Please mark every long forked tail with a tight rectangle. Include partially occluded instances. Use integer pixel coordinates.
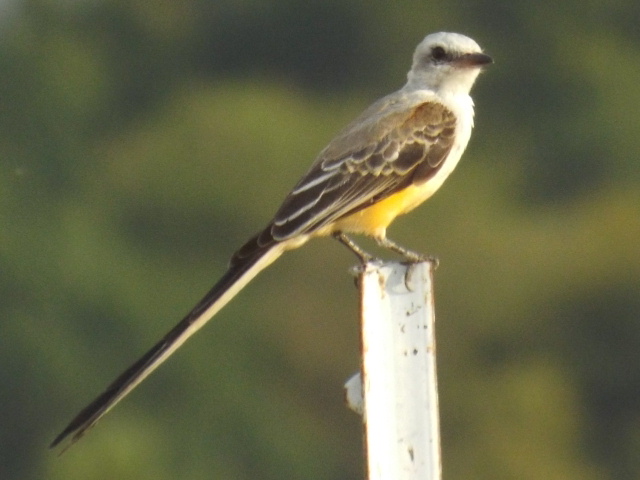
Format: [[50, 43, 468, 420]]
[[50, 239, 284, 451]]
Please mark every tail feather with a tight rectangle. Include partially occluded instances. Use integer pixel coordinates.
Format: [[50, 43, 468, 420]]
[[50, 241, 284, 450]]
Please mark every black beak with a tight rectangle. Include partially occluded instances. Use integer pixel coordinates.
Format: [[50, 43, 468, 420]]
[[454, 52, 494, 68]]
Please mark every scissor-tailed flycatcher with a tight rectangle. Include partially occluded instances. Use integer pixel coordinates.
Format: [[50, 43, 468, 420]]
[[51, 32, 492, 449]]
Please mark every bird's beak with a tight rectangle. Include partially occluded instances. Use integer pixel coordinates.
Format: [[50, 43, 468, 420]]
[[454, 53, 493, 68]]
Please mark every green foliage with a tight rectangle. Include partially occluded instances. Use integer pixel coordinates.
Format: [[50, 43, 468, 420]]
[[2, 1, 640, 479]]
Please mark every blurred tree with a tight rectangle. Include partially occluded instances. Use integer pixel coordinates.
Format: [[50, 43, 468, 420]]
[[1, 1, 639, 479]]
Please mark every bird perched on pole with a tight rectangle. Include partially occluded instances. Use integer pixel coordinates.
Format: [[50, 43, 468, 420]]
[[51, 31, 492, 450]]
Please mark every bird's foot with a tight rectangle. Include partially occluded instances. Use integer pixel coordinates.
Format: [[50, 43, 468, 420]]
[[333, 232, 376, 265], [374, 236, 438, 290]]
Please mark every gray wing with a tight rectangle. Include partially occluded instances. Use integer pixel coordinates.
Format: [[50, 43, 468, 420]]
[[231, 100, 456, 263], [271, 100, 457, 239]]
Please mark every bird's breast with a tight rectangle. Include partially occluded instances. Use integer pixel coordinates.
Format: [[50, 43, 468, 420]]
[[323, 183, 438, 238]]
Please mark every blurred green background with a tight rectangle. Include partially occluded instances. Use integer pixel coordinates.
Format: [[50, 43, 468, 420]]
[[2, 0, 639, 479]]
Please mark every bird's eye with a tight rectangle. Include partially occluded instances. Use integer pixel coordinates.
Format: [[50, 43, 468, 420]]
[[431, 46, 447, 61]]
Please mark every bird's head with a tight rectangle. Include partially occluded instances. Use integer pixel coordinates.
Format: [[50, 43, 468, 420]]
[[407, 32, 493, 95]]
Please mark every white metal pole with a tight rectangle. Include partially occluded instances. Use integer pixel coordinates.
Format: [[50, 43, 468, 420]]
[[348, 260, 441, 480]]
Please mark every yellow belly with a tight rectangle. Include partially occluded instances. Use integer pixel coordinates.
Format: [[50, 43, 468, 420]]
[[322, 184, 435, 238]]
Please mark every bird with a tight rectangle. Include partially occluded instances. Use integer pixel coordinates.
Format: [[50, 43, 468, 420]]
[[51, 31, 492, 450]]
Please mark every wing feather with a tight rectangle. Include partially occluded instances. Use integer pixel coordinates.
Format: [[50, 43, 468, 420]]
[[270, 99, 456, 240]]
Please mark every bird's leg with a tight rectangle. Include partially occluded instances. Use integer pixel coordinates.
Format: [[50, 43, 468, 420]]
[[374, 236, 438, 266], [375, 236, 439, 290], [332, 232, 375, 264]]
